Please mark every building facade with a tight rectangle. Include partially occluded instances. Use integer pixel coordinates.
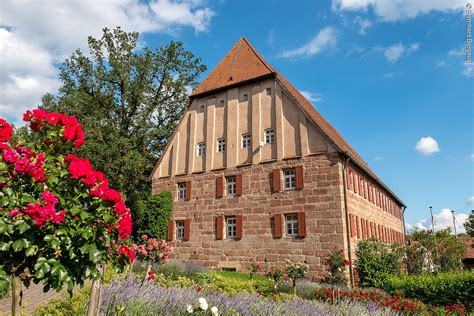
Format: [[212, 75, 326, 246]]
[[151, 38, 406, 283]]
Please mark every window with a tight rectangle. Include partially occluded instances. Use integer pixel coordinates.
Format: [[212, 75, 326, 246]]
[[226, 216, 237, 238], [241, 134, 251, 148], [285, 214, 298, 236], [283, 169, 296, 190], [265, 129, 275, 144], [242, 94, 248, 101], [217, 138, 226, 152], [199, 104, 205, 112], [177, 182, 186, 200], [219, 99, 225, 107], [176, 221, 185, 240], [197, 143, 206, 156], [226, 176, 236, 196], [266, 87, 272, 96]]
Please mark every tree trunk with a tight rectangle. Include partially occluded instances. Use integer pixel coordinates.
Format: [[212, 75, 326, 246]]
[[11, 275, 22, 316], [143, 261, 151, 284], [87, 265, 104, 316], [96, 264, 107, 315]]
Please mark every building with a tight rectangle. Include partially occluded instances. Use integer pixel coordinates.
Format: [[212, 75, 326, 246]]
[[150, 37, 406, 283]]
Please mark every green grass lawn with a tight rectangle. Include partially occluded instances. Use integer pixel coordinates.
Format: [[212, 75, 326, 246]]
[[212, 270, 268, 282]]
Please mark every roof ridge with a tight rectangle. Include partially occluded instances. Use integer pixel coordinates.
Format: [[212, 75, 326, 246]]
[[240, 36, 275, 73]]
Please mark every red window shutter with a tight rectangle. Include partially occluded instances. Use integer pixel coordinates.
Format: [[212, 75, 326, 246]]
[[298, 212, 306, 237], [274, 213, 283, 238], [236, 214, 243, 239], [235, 174, 243, 196], [295, 166, 304, 190], [272, 169, 281, 192], [361, 218, 366, 239], [216, 176, 223, 198], [354, 174, 359, 193], [183, 219, 191, 241], [356, 216, 361, 239], [350, 214, 355, 238], [216, 216, 224, 240], [185, 181, 192, 201], [167, 220, 174, 241], [346, 168, 351, 189]]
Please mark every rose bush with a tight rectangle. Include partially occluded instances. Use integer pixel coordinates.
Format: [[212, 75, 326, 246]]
[[0, 110, 133, 307]]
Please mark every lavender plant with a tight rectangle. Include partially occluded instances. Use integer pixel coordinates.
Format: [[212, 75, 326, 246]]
[[101, 278, 399, 316]]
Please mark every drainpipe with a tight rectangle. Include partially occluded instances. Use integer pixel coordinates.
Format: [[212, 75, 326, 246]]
[[402, 206, 407, 244], [341, 156, 354, 287]]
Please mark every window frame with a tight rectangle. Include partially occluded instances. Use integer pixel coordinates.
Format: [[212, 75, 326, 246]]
[[177, 182, 186, 201], [226, 216, 237, 239], [176, 220, 185, 240], [266, 87, 272, 96], [197, 142, 206, 156], [283, 169, 296, 191], [217, 138, 226, 153], [285, 214, 299, 237], [226, 176, 237, 196], [264, 129, 275, 144], [241, 133, 251, 148], [219, 99, 225, 107], [242, 93, 249, 102]]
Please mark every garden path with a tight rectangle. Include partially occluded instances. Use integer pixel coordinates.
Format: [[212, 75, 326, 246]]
[[0, 283, 64, 315]]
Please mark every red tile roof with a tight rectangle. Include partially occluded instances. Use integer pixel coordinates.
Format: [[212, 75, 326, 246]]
[[189, 37, 404, 206]]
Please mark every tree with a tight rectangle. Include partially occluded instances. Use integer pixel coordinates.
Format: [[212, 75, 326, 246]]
[[464, 210, 474, 237], [135, 192, 173, 239], [0, 110, 133, 315], [41, 27, 206, 220]]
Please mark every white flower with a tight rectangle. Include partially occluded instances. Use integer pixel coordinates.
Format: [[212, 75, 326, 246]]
[[211, 306, 218, 316], [198, 297, 208, 311], [186, 304, 193, 313]]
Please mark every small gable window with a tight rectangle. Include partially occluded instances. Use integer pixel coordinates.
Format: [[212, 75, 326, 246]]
[[265, 129, 275, 144], [217, 138, 226, 153], [197, 143, 206, 156], [242, 134, 251, 148], [266, 87, 272, 96], [242, 94, 248, 102]]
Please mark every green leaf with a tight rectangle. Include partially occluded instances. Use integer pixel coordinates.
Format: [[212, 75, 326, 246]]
[[2, 187, 13, 196], [16, 220, 30, 234], [88, 245, 100, 263], [12, 239, 25, 252], [25, 245, 38, 256], [20, 193, 35, 204], [0, 222, 7, 234], [0, 242, 10, 251]]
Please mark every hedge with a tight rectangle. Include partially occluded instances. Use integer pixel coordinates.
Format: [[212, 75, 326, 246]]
[[383, 270, 474, 306]]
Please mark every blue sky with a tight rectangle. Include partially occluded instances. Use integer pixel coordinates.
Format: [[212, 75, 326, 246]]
[[0, 0, 472, 232]]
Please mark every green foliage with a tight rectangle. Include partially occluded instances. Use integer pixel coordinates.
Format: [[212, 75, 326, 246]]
[[41, 27, 206, 213], [407, 229, 465, 272], [33, 286, 91, 315], [285, 261, 308, 291], [326, 250, 348, 286], [384, 270, 474, 307], [354, 238, 405, 288], [135, 192, 172, 239], [463, 210, 474, 237], [266, 267, 283, 284], [207, 275, 272, 296]]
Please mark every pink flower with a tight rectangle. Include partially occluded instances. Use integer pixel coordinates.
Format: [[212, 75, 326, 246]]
[[141, 234, 148, 240], [52, 210, 66, 224], [41, 190, 59, 205], [2, 149, 19, 163], [0, 118, 13, 143], [8, 209, 19, 217]]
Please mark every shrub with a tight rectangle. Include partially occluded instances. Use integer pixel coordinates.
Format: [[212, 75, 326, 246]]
[[34, 286, 91, 315], [383, 270, 474, 307], [407, 229, 465, 272], [355, 238, 405, 288], [152, 260, 207, 279], [285, 260, 308, 292], [326, 250, 349, 286], [134, 192, 172, 240]]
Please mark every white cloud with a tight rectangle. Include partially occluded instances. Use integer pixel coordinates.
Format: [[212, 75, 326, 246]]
[[267, 29, 275, 45], [383, 71, 402, 78], [332, 0, 465, 22], [448, 47, 465, 56], [467, 196, 474, 205], [354, 16, 372, 35], [300, 91, 323, 104], [414, 136, 440, 156], [467, 154, 474, 161], [462, 63, 473, 77], [406, 208, 469, 234], [383, 42, 420, 63], [0, 0, 215, 123], [278, 27, 338, 58]]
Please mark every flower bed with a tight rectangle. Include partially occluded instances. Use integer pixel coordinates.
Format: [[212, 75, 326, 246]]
[[101, 278, 396, 316]]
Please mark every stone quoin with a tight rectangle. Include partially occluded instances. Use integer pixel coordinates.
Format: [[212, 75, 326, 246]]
[[150, 37, 406, 283]]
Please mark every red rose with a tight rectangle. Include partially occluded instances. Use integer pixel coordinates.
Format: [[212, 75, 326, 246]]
[[0, 118, 13, 143]]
